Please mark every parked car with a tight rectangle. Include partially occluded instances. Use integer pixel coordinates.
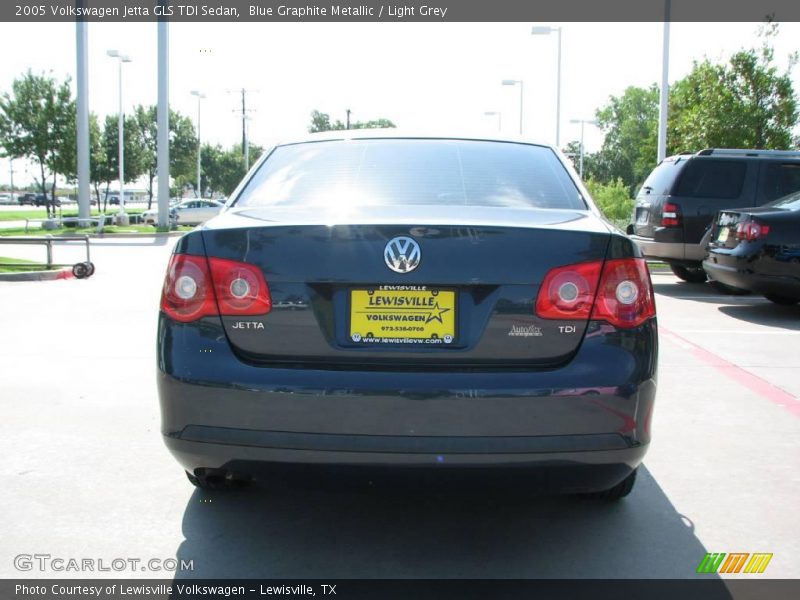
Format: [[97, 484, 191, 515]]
[[0, 193, 14, 205], [703, 191, 800, 304], [629, 149, 800, 283], [158, 131, 658, 498], [33, 194, 60, 207], [18, 193, 37, 206], [171, 199, 224, 225], [141, 207, 177, 225]]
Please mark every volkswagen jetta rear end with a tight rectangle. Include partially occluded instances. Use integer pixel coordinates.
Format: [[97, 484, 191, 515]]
[[157, 134, 658, 498]]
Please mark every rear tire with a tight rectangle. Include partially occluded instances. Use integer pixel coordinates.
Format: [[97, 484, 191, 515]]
[[764, 294, 800, 306], [670, 265, 707, 283], [590, 469, 637, 500], [710, 280, 750, 295]]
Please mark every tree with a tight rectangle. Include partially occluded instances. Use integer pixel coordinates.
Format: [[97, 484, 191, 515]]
[[308, 110, 344, 133], [589, 22, 798, 194], [89, 114, 113, 207], [351, 118, 396, 129], [592, 85, 660, 194], [561, 140, 599, 179], [200, 142, 265, 197], [131, 105, 198, 208], [307, 110, 396, 133], [0, 71, 75, 217], [96, 113, 145, 211], [669, 23, 797, 152]]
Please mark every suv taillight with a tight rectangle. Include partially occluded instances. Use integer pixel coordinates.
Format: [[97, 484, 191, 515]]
[[161, 254, 272, 323], [662, 202, 680, 227], [735, 220, 770, 241], [536, 258, 655, 329]]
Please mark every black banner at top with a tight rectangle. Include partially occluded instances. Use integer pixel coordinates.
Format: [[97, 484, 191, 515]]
[[2, 0, 800, 23]]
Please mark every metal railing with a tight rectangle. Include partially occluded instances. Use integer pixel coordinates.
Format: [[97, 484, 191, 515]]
[[0, 235, 91, 269], [21, 213, 147, 233]]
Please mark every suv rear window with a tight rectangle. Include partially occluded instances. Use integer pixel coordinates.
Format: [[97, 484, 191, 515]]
[[673, 159, 746, 199], [761, 163, 800, 202], [235, 139, 586, 210], [639, 158, 686, 196]]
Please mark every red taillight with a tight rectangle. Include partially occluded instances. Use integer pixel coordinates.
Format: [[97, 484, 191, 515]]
[[160, 255, 217, 322], [208, 257, 272, 315], [662, 202, 680, 227], [591, 258, 656, 328], [535, 261, 602, 320], [161, 254, 271, 322], [735, 220, 770, 241], [536, 258, 655, 329]]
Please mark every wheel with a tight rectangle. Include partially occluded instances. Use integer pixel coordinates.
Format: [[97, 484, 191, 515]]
[[590, 469, 637, 500], [185, 470, 250, 490], [764, 294, 800, 305], [670, 265, 707, 283], [710, 280, 750, 295], [72, 262, 89, 279], [85, 262, 95, 277]]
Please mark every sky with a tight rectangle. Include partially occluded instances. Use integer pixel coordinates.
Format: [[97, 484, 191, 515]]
[[1, 20, 799, 187]]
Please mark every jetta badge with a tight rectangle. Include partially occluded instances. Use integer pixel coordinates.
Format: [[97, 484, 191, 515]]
[[384, 236, 421, 273]]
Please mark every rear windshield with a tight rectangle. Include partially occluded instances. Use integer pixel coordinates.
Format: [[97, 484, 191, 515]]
[[673, 159, 747, 199], [768, 190, 800, 210], [234, 139, 586, 210], [638, 159, 686, 196]]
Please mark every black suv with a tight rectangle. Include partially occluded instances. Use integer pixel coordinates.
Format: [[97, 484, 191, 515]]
[[628, 149, 800, 282]]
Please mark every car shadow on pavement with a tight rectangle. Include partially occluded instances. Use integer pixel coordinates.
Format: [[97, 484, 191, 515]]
[[718, 302, 800, 329], [172, 465, 722, 580], [652, 280, 764, 304]]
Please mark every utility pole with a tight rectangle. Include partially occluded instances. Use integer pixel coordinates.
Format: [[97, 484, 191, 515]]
[[75, 12, 90, 223], [657, 0, 671, 163], [9, 159, 15, 201], [157, 10, 170, 230], [228, 88, 257, 172], [346, 109, 351, 130]]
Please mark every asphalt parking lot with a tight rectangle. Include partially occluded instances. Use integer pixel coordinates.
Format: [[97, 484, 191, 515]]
[[1, 237, 799, 579]]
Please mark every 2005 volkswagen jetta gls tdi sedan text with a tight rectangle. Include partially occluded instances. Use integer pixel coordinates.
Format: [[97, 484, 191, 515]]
[[157, 132, 657, 500]]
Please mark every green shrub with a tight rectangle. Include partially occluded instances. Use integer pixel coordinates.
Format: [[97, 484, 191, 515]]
[[584, 178, 634, 223]]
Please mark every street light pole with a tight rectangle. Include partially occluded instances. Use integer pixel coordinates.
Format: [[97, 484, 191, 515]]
[[107, 50, 132, 225], [569, 118, 598, 178], [484, 111, 502, 131], [501, 80, 524, 135], [657, 0, 671, 163], [532, 26, 563, 148], [191, 91, 205, 198]]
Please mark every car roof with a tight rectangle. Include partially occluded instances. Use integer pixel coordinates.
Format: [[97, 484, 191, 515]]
[[270, 128, 555, 149]]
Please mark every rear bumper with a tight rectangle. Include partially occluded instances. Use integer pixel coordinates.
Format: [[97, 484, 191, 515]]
[[629, 234, 705, 265], [157, 315, 658, 491], [703, 252, 800, 298]]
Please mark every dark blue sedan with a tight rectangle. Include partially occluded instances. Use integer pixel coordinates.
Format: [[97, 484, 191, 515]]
[[157, 132, 658, 499]]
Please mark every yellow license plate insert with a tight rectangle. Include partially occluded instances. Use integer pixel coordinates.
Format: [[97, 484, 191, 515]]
[[349, 288, 456, 345]]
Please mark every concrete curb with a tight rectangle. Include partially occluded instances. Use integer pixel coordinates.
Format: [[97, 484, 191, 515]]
[[0, 266, 75, 282]]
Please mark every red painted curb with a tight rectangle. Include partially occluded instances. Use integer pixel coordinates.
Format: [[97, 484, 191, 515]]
[[660, 326, 800, 418]]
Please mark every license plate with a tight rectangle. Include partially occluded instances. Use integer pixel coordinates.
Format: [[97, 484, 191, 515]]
[[636, 208, 649, 225], [717, 227, 729, 243], [349, 287, 456, 345]]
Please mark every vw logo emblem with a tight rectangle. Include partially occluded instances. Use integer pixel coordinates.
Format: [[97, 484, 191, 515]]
[[384, 236, 421, 273]]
